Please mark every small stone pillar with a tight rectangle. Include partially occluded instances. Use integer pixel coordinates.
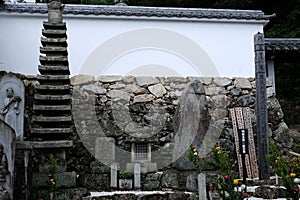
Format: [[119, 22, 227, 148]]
[[198, 173, 207, 200], [134, 163, 141, 190], [48, 1, 64, 24], [110, 162, 118, 189]]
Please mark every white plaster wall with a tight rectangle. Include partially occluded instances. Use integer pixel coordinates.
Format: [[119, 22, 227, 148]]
[[0, 11, 264, 77]]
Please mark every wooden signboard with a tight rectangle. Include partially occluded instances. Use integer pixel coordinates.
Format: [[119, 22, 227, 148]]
[[230, 107, 259, 179]]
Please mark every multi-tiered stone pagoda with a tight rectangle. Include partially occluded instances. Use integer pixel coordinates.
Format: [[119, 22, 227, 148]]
[[32, 1, 72, 141]]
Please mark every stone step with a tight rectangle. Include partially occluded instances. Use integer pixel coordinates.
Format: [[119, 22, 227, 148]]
[[42, 29, 67, 37], [34, 94, 71, 101], [40, 47, 68, 54], [43, 22, 66, 29], [31, 127, 73, 134], [16, 140, 73, 149], [38, 65, 70, 73], [37, 74, 69, 81], [33, 104, 71, 111], [41, 37, 67, 45], [40, 55, 68, 63], [35, 84, 70, 91], [32, 116, 72, 123]]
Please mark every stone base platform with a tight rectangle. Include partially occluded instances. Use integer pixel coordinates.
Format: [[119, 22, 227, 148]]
[[82, 191, 197, 200]]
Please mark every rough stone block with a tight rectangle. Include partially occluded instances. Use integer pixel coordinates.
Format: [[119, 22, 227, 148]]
[[90, 161, 111, 174], [56, 171, 77, 187], [32, 173, 49, 187], [78, 174, 110, 190]]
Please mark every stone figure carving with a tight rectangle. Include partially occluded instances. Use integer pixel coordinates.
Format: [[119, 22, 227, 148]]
[[0, 88, 21, 131], [0, 73, 25, 140]]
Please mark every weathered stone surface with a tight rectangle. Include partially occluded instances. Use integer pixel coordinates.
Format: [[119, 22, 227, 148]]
[[289, 129, 300, 143], [237, 94, 256, 106], [107, 90, 130, 102], [186, 173, 198, 192], [56, 172, 77, 187], [133, 94, 155, 103], [32, 173, 49, 187], [134, 163, 141, 189], [255, 186, 278, 199], [266, 77, 273, 87], [198, 77, 213, 85], [98, 75, 122, 83], [273, 122, 293, 148], [95, 137, 115, 165], [213, 77, 232, 86], [198, 173, 207, 200], [32, 172, 76, 188], [125, 84, 139, 93], [161, 171, 178, 188], [173, 80, 209, 170], [168, 192, 197, 200], [234, 77, 252, 89], [211, 95, 231, 108], [0, 73, 25, 140], [165, 77, 187, 83], [143, 180, 160, 190], [90, 161, 111, 174], [138, 194, 167, 200], [78, 174, 110, 190], [109, 83, 125, 89], [267, 97, 284, 122], [122, 75, 135, 83], [205, 86, 227, 95], [32, 188, 88, 200], [136, 76, 159, 86], [8, 72, 295, 198], [81, 84, 107, 94], [70, 74, 95, 85], [230, 88, 242, 96], [0, 120, 16, 198], [267, 87, 275, 97], [211, 108, 228, 120], [134, 87, 148, 94], [148, 83, 167, 97]]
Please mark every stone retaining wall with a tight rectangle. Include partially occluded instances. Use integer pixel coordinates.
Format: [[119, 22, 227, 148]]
[[1, 71, 298, 199]]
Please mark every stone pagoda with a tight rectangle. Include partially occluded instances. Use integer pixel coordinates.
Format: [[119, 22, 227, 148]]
[[30, 1, 75, 191], [32, 1, 72, 141]]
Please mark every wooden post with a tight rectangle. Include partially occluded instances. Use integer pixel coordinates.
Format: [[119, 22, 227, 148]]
[[254, 32, 270, 180]]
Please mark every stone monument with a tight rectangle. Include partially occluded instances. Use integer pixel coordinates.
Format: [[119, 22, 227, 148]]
[[0, 120, 16, 200], [0, 73, 25, 140]]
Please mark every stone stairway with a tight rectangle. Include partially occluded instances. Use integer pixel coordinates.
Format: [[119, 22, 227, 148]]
[[32, 2, 72, 140]]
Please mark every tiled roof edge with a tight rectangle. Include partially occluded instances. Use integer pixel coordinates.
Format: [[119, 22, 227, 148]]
[[265, 38, 300, 51], [2, 2, 274, 20]]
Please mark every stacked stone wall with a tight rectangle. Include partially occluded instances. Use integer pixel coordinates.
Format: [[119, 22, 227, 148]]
[[1, 71, 298, 199]]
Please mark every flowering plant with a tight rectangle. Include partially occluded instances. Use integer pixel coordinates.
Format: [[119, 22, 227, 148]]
[[48, 154, 59, 190], [266, 140, 300, 199], [205, 144, 245, 200], [188, 144, 202, 173]]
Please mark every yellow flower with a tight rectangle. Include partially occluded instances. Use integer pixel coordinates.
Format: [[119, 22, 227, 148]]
[[193, 148, 197, 152], [233, 179, 239, 185], [215, 146, 221, 151], [290, 172, 296, 177]]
